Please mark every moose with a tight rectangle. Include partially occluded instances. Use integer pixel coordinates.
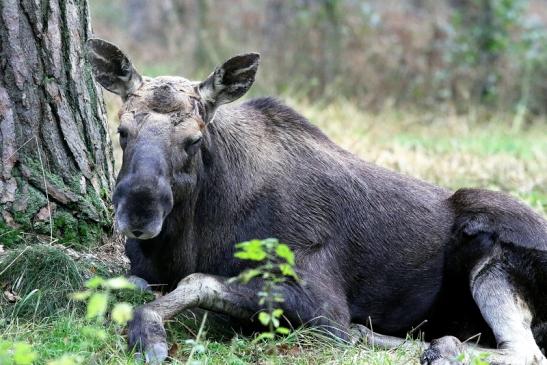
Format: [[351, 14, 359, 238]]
[[87, 39, 547, 364]]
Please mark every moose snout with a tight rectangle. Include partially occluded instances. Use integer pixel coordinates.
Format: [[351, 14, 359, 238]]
[[116, 217, 162, 240], [113, 174, 174, 240]]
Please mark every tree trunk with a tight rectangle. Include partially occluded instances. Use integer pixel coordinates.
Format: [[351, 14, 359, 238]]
[[0, 0, 115, 247]]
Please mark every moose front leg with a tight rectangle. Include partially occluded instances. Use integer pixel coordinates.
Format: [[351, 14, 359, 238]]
[[128, 272, 352, 363], [128, 273, 256, 363]]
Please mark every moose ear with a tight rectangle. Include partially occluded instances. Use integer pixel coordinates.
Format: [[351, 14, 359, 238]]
[[86, 38, 143, 100], [198, 53, 260, 119]]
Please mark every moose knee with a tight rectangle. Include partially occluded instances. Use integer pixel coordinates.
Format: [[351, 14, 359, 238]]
[[177, 273, 222, 289], [176, 273, 225, 302], [177, 272, 208, 285]]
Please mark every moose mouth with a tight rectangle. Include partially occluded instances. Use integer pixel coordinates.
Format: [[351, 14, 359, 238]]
[[115, 211, 164, 240], [113, 199, 169, 240], [120, 226, 161, 240]]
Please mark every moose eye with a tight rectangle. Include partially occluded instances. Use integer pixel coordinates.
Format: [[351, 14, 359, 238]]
[[117, 127, 129, 149], [117, 127, 128, 139], [185, 135, 203, 154], [188, 135, 202, 146]]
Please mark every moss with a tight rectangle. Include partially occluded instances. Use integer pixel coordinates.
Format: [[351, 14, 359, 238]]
[[50, 210, 102, 248], [66, 174, 83, 194], [0, 222, 26, 248], [12, 158, 112, 249], [99, 186, 110, 200], [11, 177, 47, 230], [23, 207, 105, 249], [22, 157, 66, 190], [11, 211, 31, 229], [52, 210, 79, 244], [76, 220, 103, 248], [64, 174, 112, 226]]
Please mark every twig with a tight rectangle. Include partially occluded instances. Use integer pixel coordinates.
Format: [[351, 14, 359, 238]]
[[6, 136, 34, 161], [34, 137, 53, 241], [0, 246, 30, 276], [462, 332, 482, 345], [185, 311, 208, 365], [408, 319, 428, 337]]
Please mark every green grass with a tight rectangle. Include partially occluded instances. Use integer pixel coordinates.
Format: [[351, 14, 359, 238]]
[[1, 314, 137, 364], [1, 102, 546, 364], [0, 312, 423, 364], [0, 246, 93, 318]]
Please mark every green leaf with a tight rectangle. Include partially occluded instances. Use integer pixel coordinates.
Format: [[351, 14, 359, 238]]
[[234, 251, 266, 261], [258, 312, 271, 326], [471, 352, 491, 365], [71, 290, 91, 301], [253, 332, 275, 342], [279, 263, 297, 279], [104, 277, 136, 290], [234, 240, 267, 261], [86, 292, 108, 320], [111, 302, 133, 325], [276, 326, 290, 335], [85, 276, 105, 289], [275, 243, 295, 265], [12, 342, 37, 365], [239, 269, 262, 283], [272, 308, 283, 318], [0, 341, 12, 365]]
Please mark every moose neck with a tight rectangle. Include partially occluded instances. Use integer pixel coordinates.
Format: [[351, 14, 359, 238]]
[[149, 106, 263, 279]]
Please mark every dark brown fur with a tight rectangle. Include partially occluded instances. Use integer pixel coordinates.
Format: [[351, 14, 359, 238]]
[[87, 39, 547, 364]]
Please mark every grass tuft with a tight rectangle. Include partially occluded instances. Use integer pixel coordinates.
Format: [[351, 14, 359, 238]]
[[0, 245, 110, 318]]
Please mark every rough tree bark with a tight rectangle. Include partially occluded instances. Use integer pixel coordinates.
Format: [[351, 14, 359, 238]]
[[0, 0, 115, 247]]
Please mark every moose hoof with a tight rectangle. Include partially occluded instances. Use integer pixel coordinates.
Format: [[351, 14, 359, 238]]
[[420, 336, 463, 365], [349, 323, 374, 345], [134, 343, 168, 365], [128, 307, 168, 364]]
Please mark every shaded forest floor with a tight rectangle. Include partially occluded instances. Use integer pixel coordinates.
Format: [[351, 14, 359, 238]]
[[1, 101, 546, 364]]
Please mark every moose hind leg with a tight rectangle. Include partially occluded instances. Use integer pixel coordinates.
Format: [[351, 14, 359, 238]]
[[470, 260, 546, 365], [421, 261, 547, 365]]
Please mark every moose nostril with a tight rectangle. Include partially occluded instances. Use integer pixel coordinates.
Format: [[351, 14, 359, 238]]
[[132, 230, 143, 238]]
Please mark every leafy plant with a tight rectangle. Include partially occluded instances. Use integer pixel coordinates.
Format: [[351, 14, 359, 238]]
[[0, 341, 38, 365], [0, 276, 137, 365], [72, 276, 136, 333], [233, 238, 298, 341], [457, 351, 491, 365]]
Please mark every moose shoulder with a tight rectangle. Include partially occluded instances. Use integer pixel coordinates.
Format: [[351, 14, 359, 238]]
[[87, 39, 547, 365]]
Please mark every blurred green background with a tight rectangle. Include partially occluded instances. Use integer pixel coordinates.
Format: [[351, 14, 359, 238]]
[[91, 0, 547, 115], [91, 0, 546, 216]]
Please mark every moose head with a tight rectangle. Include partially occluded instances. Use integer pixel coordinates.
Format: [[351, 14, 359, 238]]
[[86, 39, 260, 240]]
